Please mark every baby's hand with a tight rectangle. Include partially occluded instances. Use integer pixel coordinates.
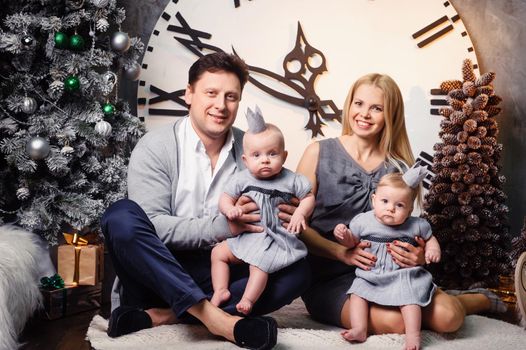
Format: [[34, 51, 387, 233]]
[[226, 206, 244, 220], [287, 213, 306, 234], [425, 249, 441, 264], [333, 224, 356, 248]]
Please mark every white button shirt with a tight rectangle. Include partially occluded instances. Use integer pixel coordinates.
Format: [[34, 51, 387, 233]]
[[174, 117, 237, 219]]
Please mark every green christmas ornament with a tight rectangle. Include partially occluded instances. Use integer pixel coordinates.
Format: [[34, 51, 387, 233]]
[[54, 32, 68, 49], [69, 34, 85, 50], [102, 102, 115, 116], [64, 75, 80, 92]]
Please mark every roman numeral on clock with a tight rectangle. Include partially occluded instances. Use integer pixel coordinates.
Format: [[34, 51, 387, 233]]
[[412, 13, 460, 48], [429, 88, 447, 116], [147, 85, 188, 117], [415, 151, 435, 190], [167, 12, 223, 56]]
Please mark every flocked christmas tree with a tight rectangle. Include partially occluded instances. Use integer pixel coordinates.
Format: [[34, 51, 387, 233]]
[[423, 59, 512, 289], [0, 0, 145, 244]]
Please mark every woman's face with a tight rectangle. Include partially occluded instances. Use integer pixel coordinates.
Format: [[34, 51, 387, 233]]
[[348, 84, 385, 141]]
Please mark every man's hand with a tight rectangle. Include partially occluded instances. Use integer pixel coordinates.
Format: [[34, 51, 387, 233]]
[[388, 236, 426, 268], [227, 196, 263, 236]]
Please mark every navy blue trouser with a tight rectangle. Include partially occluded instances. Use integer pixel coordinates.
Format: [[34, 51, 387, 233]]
[[101, 199, 311, 320]]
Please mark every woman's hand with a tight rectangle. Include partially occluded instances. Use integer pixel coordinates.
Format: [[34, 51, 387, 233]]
[[339, 241, 376, 270], [227, 196, 263, 236], [388, 236, 426, 267]]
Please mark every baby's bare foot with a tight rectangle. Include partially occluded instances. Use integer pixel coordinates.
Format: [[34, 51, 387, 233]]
[[340, 328, 367, 343], [211, 289, 231, 307], [236, 298, 254, 315], [404, 332, 421, 350]]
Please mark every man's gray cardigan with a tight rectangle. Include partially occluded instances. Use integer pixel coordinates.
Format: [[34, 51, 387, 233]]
[[111, 117, 245, 309]]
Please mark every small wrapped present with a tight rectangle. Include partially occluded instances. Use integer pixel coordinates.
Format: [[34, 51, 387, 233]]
[[57, 233, 103, 286], [40, 282, 102, 320]]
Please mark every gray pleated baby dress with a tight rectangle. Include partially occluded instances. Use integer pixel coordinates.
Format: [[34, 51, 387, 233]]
[[225, 168, 311, 273], [347, 210, 437, 306]]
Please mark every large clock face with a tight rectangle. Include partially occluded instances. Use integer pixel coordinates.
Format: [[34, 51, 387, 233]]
[[137, 0, 479, 172]]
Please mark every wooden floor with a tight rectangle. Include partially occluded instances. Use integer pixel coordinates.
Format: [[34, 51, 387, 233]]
[[19, 300, 522, 349]]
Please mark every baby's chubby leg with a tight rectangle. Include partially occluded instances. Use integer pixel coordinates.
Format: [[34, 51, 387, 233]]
[[237, 265, 268, 315], [211, 242, 241, 307], [400, 304, 422, 350], [341, 294, 368, 343]]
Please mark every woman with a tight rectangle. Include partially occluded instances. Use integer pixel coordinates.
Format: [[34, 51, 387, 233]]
[[293, 73, 500, 334]]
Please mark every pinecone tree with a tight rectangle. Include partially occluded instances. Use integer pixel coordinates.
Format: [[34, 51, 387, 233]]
[[0, 0, 145, 244], [511, 217, 526, 266], [423, 59, 512, 289]]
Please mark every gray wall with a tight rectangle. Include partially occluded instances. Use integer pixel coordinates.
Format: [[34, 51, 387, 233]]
[[118, 0, 526, 237]]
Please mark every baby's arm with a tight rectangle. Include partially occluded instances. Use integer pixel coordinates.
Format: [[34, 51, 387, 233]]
[[287, 192, 315, 234], [333, 223, 358, 249], [424, 235, 441, 264], [219, 192, 243, 220]]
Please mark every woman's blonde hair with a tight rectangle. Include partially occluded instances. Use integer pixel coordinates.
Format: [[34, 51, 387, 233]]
[[341, 73, 414, 172]]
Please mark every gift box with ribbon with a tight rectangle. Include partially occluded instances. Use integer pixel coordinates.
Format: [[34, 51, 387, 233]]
[[40, 274, 102, 320], [57, 232, 103, 286]]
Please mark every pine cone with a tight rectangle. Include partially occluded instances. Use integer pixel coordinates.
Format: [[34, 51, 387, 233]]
[[471, 196, 485, 207], [488, 95, 502, 106], [463, 173, 475, 184], [462, 102, 474, 116], [458, 164, 471, 174], [441, 156, 455, 167], [462, 59, 477, 82], [458, 192, 472, 205], [467, 136, 481, 149], [460, 205, 473, 216], [466, 214, 480, 226], [457, 131, 469, 143], [440, 119, 462, 134], [449, 88, 465, 100], [442, 205, 461, 219], [472, 94, 489, 110], [450, 171, 462, 182], [475, 72, 496, 87], [441, 144, 457, 155], [481, 136, 497, 146], [451, 181, 466, 193], [456, 143, 468, 153], [468, 184, 483, 196], [462, 81, 477, 97], [463, 119, 477, 133], [477, 86, 494, 96], [471, 110, 488, 122], [440, 80, 463, 92], [439, 107, 454, 117], [452, 217, 468, 232], [447, 96, 465, 110], [450, 111, 467, 125], [442, 133, 459, 144], [467, 152, 482, 165], [432, 183, 450, 194], [486, 106, 501, 117], [475, 126, 487, 138], [16, 187, 30, 200], [453, 152, 467, 164], [439, 192, 456, 205]]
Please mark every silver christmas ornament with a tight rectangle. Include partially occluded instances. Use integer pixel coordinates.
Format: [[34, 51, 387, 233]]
[[16, 187, 30, 200], [101, 71, 117, 95], [110, 31, 130, 53], [91, 0, 109, 7], [123, 62, 141, 81], [26, 136, 50, 160], [21, 34, 34, 46], [95, 120, 112, 136], [21, 96, 38, 114]]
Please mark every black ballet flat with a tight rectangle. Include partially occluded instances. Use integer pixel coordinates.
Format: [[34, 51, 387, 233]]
[[233, 316, 278, 350], [107, 305, 153, 338]]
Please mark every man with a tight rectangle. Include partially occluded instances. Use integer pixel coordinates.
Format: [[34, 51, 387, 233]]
[[101, 52, 310, 349]]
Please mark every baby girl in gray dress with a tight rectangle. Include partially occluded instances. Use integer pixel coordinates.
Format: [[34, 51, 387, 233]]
[[211, 107, 315, 315], [333, 167, 441, 350]]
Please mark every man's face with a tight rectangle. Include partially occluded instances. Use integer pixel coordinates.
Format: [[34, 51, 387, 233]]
[[184, 70, 241, 144]]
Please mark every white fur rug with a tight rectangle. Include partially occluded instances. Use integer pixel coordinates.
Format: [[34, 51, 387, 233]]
[[87, 299, 526, 349]]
